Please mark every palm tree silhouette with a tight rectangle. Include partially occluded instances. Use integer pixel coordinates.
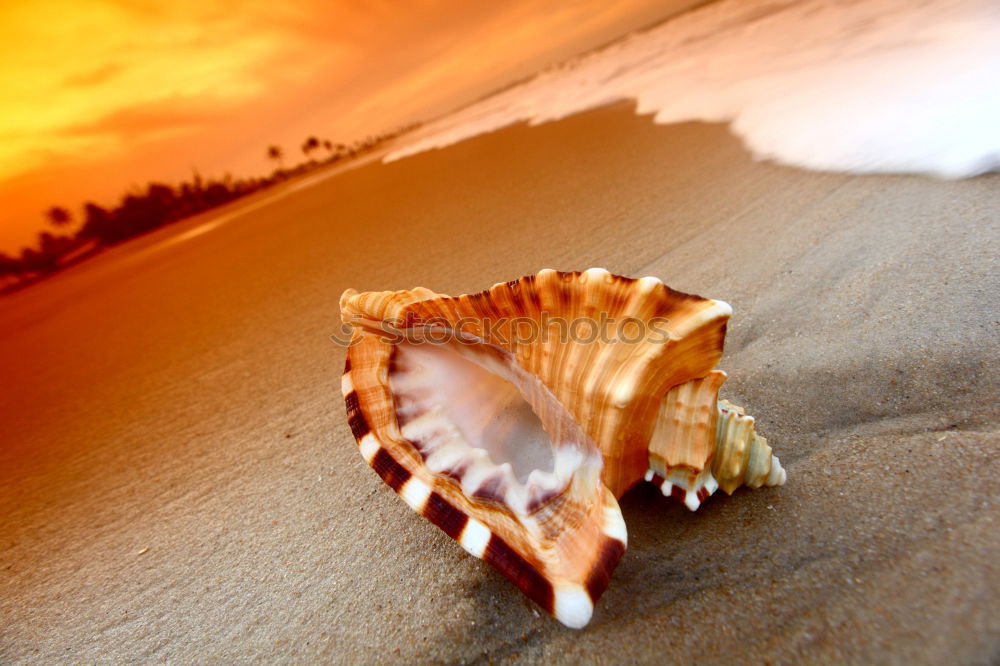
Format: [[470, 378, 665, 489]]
[[46, 206, 72, 228], [301, 136, 320, 160], [267, 145, 284, 170], [0, 252, 17, 283], [6, 128, 412, 286]]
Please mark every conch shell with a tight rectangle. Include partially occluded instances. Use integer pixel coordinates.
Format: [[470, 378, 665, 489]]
[[339, 268, 785, 628]]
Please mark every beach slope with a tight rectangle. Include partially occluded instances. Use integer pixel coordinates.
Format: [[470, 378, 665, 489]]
[[1, 104, 997, 663]]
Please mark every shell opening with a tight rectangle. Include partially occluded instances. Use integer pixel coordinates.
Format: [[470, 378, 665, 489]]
[[388, 332, 600, 516]]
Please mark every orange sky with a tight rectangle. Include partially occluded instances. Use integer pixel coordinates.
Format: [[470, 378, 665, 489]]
[[0, 0, 698, 253]]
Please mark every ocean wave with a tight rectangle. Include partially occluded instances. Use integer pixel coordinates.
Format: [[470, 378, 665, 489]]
[[386, 0, 1000, 179]]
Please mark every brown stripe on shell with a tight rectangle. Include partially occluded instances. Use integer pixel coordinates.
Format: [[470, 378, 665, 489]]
[[423, 492, 470, 540], [438, 460, 471, 482], [344, 391, 370, 439], [405, 435, 432, 456], [484, 533, 555, 615], [470, 473, 508, 505], [670, 485, 687, 503], [388, 346, 428, 431], [386, 345, 399, 375], [371, 447, 411, 492], [524, 488, 560, 514], [343, 356, 351, 373], [521, 273, 542, 311], [585, 537, 627, 603]]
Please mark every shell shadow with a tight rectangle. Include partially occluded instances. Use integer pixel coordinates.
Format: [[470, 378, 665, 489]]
[[426, 564, 552, 663], [591, 481, 790, 627], [425, 480, 792, 662]]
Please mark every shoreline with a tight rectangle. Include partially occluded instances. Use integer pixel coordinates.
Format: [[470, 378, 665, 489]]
[[0, 136, 405, 299]]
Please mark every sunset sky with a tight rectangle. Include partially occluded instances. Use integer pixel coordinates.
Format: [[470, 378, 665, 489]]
[[0, 0, 699, 253]]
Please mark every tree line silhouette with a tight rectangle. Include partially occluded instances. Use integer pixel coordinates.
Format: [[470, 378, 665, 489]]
[[0, 129, 410, 290]]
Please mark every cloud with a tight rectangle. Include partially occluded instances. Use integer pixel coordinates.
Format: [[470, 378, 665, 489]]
[[61, 97, 234, 141], [63, 63, 125, 88]]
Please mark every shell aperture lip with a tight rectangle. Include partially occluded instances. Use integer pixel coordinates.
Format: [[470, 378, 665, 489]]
[[388, 329, 600, 517], [343, 323, 625, 628]]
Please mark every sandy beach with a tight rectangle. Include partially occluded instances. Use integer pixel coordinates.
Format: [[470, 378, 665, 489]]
[[1, 102, 998, 663]]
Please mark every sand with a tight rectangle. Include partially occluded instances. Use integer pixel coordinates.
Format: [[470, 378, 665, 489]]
[[1, 103, 998, 664]]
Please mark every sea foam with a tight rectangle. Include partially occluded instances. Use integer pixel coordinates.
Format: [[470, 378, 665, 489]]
[[386, 0, 1000, 178]]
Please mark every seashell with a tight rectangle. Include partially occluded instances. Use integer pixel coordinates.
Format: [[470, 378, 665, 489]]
[[339, 268, 786, 628]]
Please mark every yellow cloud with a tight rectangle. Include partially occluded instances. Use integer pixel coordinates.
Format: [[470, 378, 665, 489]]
[[0, 0, 308, 180]]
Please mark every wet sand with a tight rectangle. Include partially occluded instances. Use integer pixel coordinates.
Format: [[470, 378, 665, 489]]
[[1, 103, 998, 663]]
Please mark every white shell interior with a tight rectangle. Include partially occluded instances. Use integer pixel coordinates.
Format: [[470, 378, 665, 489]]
[[389, 336, 593, 515]]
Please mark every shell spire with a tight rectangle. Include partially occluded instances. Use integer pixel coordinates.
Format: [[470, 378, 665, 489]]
[[338, 269, 785, 627], [714, 399, 787, 494]]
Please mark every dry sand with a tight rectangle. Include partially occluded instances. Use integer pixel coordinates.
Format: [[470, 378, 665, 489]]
[[1, 103, 998, 664]]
